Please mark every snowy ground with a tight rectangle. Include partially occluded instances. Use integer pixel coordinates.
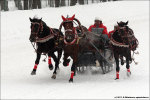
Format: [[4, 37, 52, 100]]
[[1, 1, 149, 99]]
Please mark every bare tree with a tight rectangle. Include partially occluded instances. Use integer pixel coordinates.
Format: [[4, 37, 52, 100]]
[[14, 0, 23, 10], [55, 0, 60, 7], [29, 0, 33, 9], [48, 0, 54, 7], [102, 0, 107, 2], [0, 0, 9, 11], [61, 0, 66, 6], [70, 0, 77, 6], [24, 0, 28, 10], [92, 0, 94, 3], [78, 0, 84, 5], [32, 0, 41, 9]]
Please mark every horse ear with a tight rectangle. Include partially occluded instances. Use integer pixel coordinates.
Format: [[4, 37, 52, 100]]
[[117, 22, 120, 25], [29, 17, 33, 22], [39, 18, 42, 22], [62, 15, 66, 21], [71, 14, 75, 20], [125, 21, 128, 25]]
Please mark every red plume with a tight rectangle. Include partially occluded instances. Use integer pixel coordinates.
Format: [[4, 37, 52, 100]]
[[62, 15, 66, 21], [70, 14, 75, 20], [61, 14, 75, 21]]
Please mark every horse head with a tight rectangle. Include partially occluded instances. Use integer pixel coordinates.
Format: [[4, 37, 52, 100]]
[[59, 14, 78, 44], [29, 17, 43, 42], [112, 21, 130, 45], [117, 21, 128, 27]]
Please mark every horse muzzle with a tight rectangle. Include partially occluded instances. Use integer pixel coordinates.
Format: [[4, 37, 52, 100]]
[[29, 36, 36, 42]]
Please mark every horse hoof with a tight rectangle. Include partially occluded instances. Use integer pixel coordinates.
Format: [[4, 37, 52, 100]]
[[49, 64, 53, 70], [69, 78, 73, 83], [63, 59, 70, 66], [115, 78, 119, 80], [31, 70, 36, 75], [127, 71, 131, 77], [51, 74, 56, 79]]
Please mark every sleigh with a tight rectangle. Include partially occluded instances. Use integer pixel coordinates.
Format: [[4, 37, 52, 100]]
[[76, 28, 115, 74]]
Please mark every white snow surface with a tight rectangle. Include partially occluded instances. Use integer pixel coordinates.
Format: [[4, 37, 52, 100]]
[[1, 1, 149, 99]]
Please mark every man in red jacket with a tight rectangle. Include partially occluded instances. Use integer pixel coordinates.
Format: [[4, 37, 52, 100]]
[[88, 17, 108, 36], [88, 17, 110, 45]]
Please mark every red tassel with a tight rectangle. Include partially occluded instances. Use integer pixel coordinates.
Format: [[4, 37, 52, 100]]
[[34, 64, 38, 69], [67, 63, 69, 66], [127, 69, 130, 72], [116, 72, 119, 79], [48, 57, 52, 65], [70, 71, 74, 79]]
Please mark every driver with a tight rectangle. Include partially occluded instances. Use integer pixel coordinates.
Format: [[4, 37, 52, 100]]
[[88, 17, 110, 45]]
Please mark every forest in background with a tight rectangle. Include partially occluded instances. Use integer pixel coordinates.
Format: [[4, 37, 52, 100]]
[[0, 0, 119, 11]]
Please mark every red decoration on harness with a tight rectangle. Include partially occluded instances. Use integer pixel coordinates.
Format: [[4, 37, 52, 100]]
[[116, 72, 119, 79], [48, 57, 52, 65], [34, 64, 38, 69], [70, 71, 74, 79], [61, 14, 75, 21], [67, 63, 69, 66]]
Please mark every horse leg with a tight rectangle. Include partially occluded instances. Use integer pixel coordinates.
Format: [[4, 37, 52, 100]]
[[63, 53, 70, 67], [120, 56, 124, 65], [69, 62, 76, 82], [57, 49, 63, 69], [50, 53, 59, 79], [126, 56, 131, 77], [48, 53, 54, 70], [114, 53, 120, 79], [31, 53, 41, 75]]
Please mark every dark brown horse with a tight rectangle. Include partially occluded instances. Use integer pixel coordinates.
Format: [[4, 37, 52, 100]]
[[110, 21, 139, 79], [59, 15, 109, 82], [29, 17, 63, 79]]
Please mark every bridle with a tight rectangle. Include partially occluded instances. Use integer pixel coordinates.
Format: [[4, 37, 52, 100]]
[[60, 20, 78, 45], [64, 27, 78, 45], [30, 22, 55, 43], [59, 16, 85, 45], [31, 22, 43, 37]]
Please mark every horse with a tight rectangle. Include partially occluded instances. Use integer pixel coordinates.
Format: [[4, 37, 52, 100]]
[[59, 15, 109, 82], [110, 21, 139, 79], [29, 17, 64, 79]]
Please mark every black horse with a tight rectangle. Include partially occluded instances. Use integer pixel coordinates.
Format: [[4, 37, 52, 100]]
[[111, 21, 139, 79], [29, 17, 63, 79]]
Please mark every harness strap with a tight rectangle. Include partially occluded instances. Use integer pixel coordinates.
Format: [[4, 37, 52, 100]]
[[35, 27, 55, 43], [110, 37, 129, 48]]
